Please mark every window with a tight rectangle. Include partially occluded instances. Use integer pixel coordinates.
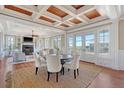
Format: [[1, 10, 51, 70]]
[[45, 38, 49, 48], [76, 35, 82, 47], [85, 34, 95, 53], [39, 38, 44, 49], [53, 36, 61, 50], [99, 30, 109, 54], [68, 36, 74, 48], [53, 37, 57, 48], [67, 36, 74, 54], [58, 36, 61, 50], [5, 35, 15, 50]]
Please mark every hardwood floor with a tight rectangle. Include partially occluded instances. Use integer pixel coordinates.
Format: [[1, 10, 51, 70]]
[[0, 59, 124, 88], [0, 59, 6, 88], [13, 62, 34, 70], [88, 68, 124, 88]]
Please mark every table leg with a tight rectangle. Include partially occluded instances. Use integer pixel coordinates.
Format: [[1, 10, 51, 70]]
[[60, 69, 62, 75], [60, 66, 63, 75]]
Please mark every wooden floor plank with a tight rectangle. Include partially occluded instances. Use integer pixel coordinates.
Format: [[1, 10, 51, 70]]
[[0, 58, 6, 88]]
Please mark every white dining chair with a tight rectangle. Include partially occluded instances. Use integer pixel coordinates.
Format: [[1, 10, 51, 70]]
[[33, 52, 46, 75], [46, 55, 62, 82], [39, 49, 45, 57], [64, 54, 80, 79]]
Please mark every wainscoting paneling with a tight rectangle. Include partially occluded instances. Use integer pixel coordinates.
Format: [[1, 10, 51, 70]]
[[118, 50, 124, 70], [96, 56, 113, 69], [80, 54, 96, 63]]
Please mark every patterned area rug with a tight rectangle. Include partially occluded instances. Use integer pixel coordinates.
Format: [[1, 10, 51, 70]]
[[6, 63, 103, 88]]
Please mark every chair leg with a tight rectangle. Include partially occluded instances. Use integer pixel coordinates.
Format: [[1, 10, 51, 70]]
[[68, 68, 70, 72], [77, 69, 79, 75], [60, 69, 62, 75], [63, 67, 64, 75], [74, 70, 76, 79], [35, 67, 38, 75], [56, 72, 58, 82], [47, 72, 50, 81]]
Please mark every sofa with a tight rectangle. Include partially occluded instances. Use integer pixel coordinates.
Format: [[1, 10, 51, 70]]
[[13, 52, 26, 62]]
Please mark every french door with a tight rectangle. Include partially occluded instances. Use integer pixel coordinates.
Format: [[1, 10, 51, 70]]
[[80, 32, 96, 63]]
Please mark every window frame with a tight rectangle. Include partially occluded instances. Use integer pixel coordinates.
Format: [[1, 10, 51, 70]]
[[67, 36, 74, 49], [53, 36, 62, 50], [45, 38, 49, 49], [85, 33, 95, 54], [5, 35, 15, 50], [98, 29, 110, 55], [67, 35, 74, 54], [76, 35, 83, 48]]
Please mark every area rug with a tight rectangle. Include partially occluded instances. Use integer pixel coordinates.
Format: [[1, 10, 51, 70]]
[[6, 63, 103, 88]]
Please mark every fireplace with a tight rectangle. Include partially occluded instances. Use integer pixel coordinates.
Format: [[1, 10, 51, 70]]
[[22, 45, 34, 55]]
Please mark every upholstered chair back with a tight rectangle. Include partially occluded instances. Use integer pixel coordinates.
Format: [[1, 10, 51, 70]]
[[34, 52, 46, 68], [70, 55, 80, 69], [46, 55, 61, 73]]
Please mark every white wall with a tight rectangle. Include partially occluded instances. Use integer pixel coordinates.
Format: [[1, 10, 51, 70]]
[[118, 20, 124, 70], [0, 31, 1, 53]]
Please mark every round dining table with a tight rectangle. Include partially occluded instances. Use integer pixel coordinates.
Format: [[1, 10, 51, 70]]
[[60, 54, 73, 75]]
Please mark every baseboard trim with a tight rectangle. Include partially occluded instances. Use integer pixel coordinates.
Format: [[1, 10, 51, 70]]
[[12, 60, 34, 64]]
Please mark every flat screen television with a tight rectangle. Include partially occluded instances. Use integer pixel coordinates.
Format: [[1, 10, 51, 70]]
[[23, 37, 33, 42]]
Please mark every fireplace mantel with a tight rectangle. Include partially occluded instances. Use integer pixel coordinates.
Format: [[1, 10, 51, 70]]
[[22, 42, 34, 45]]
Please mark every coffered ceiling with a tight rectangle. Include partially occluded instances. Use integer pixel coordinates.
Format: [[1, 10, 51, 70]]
[[0, 5, 110, 31]]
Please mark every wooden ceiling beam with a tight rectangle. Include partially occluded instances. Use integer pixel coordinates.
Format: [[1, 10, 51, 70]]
[[39, 16, 56, 23], [4, 5, 33, 16], [72, 5, 85, 10], [47, 6, 68, 18], [84, 9, 101, 19]]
